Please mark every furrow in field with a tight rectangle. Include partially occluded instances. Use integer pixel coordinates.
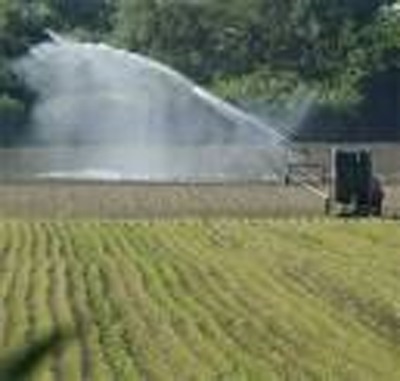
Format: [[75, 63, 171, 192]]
[[83, 223, 159, 381], [64, 221, 147, 380], [219, 220, 400, 378], [288, 222, 400, 349], [0, 222, 19, 348], [115, 222, 244, 357], [144, 220, 397, 380], [24, 221, 55, 381], [42, 222, 81, 381], [79, 222, 199, 381], [24, 222, 40, 344], [54, 222, 114, 381], [2, 218, 400, 381], [117, 222, 277, 379], [96, 222, 222, 380], [264, 222, 400, 344], [311, 222, 400, 297], [3, 222, 32, 352], [150, 222, 320, 378]]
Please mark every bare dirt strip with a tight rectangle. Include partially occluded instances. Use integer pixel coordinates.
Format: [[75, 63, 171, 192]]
[[0, 181, 326, 218], [0, 181, 398, 218]]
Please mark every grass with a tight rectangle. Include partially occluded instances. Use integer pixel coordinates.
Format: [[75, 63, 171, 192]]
[[0, 218, 400, 380]]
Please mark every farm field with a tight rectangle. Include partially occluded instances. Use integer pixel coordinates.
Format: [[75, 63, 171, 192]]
[[0, 182, 327, 218], [0, 181, 398, 219], [1, 219, 400, 380]]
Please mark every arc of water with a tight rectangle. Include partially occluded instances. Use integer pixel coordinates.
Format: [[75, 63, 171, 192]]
[[14, 31, 300, 181]]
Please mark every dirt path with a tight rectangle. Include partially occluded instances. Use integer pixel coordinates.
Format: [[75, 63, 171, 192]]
[[0, 181, 397, 218]]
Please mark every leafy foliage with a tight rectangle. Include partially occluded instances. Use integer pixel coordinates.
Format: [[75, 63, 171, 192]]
[[0, 0, 398, 142]]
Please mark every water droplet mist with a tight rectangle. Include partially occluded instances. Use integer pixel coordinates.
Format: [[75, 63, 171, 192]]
[[14, 34, 291, 181]]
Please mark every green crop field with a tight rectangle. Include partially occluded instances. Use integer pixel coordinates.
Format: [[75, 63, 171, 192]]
[[1, 219, 400, 380]]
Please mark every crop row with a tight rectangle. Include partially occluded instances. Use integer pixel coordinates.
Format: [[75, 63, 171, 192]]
[[0, 220, 400, 380]]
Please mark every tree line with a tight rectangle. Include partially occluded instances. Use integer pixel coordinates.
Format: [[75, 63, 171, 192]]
[[0, 0, 399, 144]]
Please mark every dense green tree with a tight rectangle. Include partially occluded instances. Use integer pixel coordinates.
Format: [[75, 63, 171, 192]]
[[0, 0, 398, 143], [112, 0, 158, 50], [47, 0, 113, 31]]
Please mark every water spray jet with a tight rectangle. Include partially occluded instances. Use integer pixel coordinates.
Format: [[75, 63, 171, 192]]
[[13, 32, 298, 182]]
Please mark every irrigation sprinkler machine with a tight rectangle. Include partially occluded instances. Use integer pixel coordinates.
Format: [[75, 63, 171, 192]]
[[329, 149, 384, 217], [286, 147, 384, 217]]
